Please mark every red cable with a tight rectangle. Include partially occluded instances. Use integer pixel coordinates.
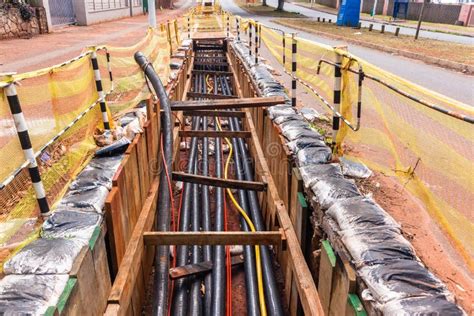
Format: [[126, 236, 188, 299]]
[[160, 134, 180, 316]]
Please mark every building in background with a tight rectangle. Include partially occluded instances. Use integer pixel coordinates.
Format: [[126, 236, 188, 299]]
[[26, 0, 145, 27]]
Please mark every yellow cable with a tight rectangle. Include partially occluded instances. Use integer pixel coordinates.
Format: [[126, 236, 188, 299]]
[[215, 117, 267, 316]]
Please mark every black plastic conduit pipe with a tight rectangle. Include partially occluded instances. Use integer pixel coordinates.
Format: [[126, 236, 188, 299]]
[[231, 115, 284, 316], [219, 75, 260, 316], [222, 73, 284, 316], [134, 52, 173, 316], [201, 116, 213, 315], [211, 117, 226, 316], [172, 116, 201, 316]]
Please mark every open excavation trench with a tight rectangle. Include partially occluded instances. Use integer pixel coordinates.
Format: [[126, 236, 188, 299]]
[[145, 38, 287, 315]]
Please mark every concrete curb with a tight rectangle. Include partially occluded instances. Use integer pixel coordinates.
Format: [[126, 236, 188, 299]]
[[274, 20, 474, 75], [289, 2, 474, 38]]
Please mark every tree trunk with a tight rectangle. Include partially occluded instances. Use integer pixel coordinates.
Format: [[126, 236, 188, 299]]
[[276, 0, 284, 11]]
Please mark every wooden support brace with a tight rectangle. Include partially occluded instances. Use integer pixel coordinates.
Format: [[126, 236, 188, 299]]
[[186, 92, 237, 100], [170, 256, 244, 280], [178, 130, 251, 139], [143, 230, 286, 248], [172, 172, 267, 191], [192, 70, 233, 75], [183, 110, 246, 118], [171, 96, 286, 111]]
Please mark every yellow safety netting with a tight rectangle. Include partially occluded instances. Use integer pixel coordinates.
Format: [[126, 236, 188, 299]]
[[0, 24, 175, 265], [261, 26, 474, 270]]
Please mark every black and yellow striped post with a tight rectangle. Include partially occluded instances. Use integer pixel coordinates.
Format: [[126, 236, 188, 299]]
[[91, 48, 111, 130], [105, 50, 113, 83], [187, 16, 191, 39], [4, 81, 50, 215], [249, 21, 253, 58], [226, 14, 230, 37], [254, 21, 259, 64], [282, 31, 286, 66], [332, 51, 343, 148], [291, 33, 297, 107], [236, 17, 240, 41]]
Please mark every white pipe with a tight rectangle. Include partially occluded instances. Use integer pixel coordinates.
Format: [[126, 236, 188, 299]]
[[149, 0, 157, 28]]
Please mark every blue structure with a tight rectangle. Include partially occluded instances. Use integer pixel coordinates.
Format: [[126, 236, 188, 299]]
[[393, 0, 409, 19], [337, 0, 361, 27]]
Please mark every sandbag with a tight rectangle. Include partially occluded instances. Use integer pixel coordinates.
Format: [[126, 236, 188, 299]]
[[267, 105, 296, 120], [296, 146, 332, 166], [326, 196, 400, 231], [0, 274, 69, 315], [340, 157, 372, 179], [41, 209, 102, 245], [56, 185, 109, 214], [311, 178, 361, 210], [381, 295, 465, 316], [3, 238, 83, 274], [340, 227, 416, 267], [359, 259, 450, 304], [299, 163, 343, 188], [286, 137, 326, 154]]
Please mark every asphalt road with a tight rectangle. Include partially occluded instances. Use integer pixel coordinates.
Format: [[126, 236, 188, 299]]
[[269, 0, 474, 45], [221, 0, 474, 105]]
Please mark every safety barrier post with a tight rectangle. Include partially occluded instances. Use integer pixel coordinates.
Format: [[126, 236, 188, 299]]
[[249, 21, 253, 58], [254, 21, 259, 64], [259, 23, 262, 48], [91, 48, 111, 130], [4, 81, 50, 215], [188, 15, 191, 39], [332, 50, 343, 149], [282, 31, 286, 66], [105, 50, 113, 84], [166, 21, 172, 55], [174, 20, 179, 45], [226, 13, 230, 37], [236, 17, 240, 41], [291, 33, 297, 107]]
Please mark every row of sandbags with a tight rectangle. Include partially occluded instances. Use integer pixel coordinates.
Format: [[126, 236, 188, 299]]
[[231, 40, 464, 315], [0, 106, 147, 314]]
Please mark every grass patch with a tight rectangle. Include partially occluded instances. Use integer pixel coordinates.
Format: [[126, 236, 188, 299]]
[[236, 0, 306, 18], [273, 18, 474, 66], [295, 1, 474, 37]]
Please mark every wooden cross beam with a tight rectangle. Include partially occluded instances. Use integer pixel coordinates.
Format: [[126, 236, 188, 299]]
[[171, 96, 286, 111], [172, 172, 267, 191], [187, 92, 237, 100], [183, 110, 246, 118], [178, 130, 251, 138], [143, 231, 286, 249]]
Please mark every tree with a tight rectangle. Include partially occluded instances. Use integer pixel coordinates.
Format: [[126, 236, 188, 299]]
[[276, 0, 284, 11]]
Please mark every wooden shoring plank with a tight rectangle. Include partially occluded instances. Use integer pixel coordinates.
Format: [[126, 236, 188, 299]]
[[105, 187, 126, 277], [183, 110, 246, 118], [319, 240, 337, 315], [172, 172, 266, 191], [186, 92, 237, 100], [143, 231, 284, 246], [179, 130, 251, 139], [170, 256, 244, 280], [243, 108, 324, 315], [329, 256, 357, 315], [108, 178, 159, 307], [171, 96, 286, 111]]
